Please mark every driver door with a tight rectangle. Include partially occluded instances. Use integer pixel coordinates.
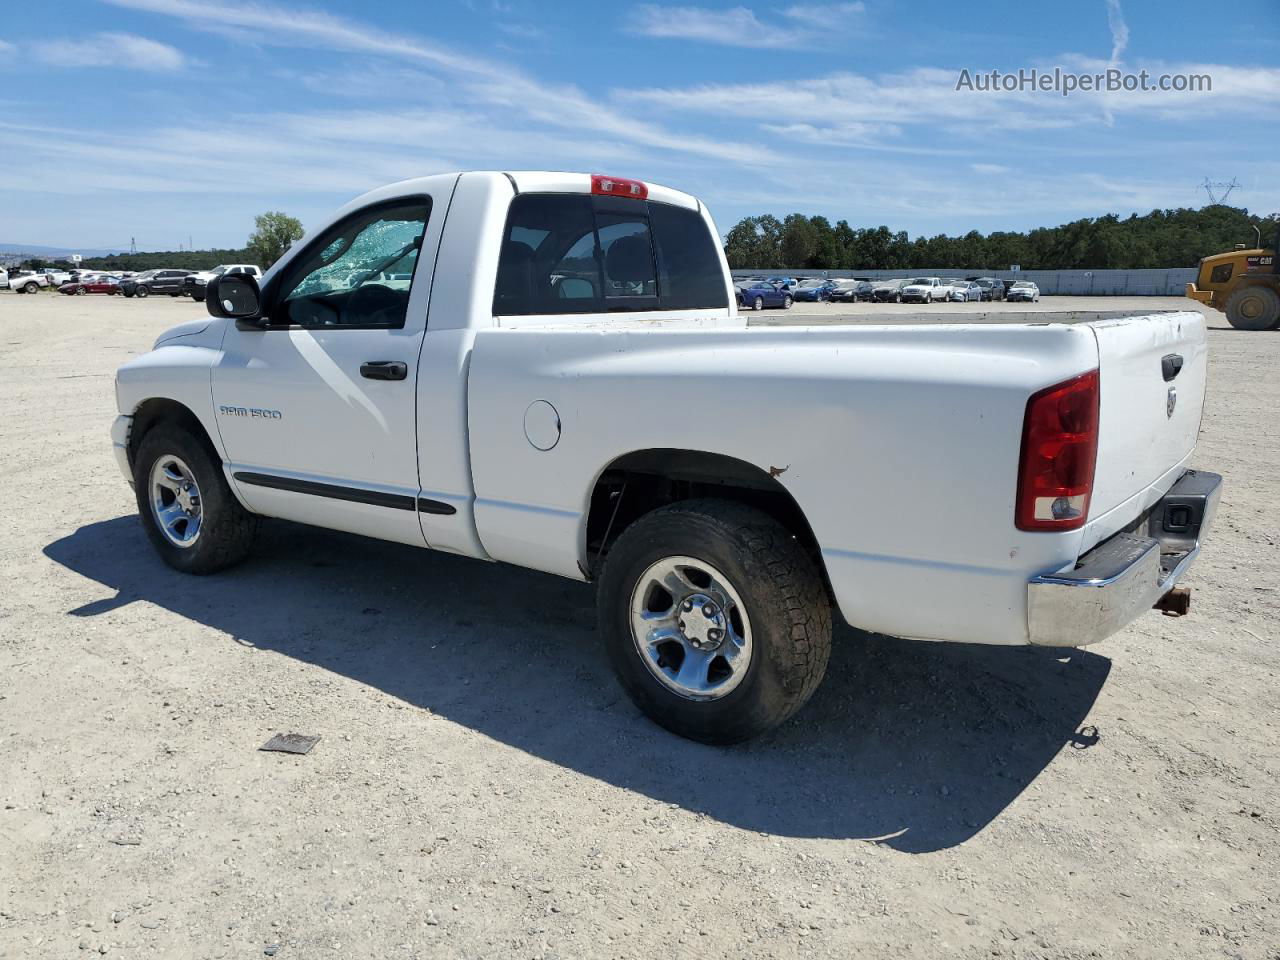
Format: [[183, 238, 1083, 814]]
[[211, 189, 449, 547]]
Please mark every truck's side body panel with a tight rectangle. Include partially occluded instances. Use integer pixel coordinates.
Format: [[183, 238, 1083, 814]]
[[466, 322, 1102, 645]]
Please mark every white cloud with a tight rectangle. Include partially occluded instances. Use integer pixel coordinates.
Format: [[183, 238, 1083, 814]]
[[34, 32, 185, 71], [1104, 0, 1129, 65], [971, 163, 1011, 174], [783, 2, 865, 18], [617, 59, 1280, 138], [628, 2, 864, 48], [0, 39, 16, 55], [102, 0, 780, 166]]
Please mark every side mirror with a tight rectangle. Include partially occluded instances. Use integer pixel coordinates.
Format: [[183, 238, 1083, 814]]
[[207, 273, 263, 324]]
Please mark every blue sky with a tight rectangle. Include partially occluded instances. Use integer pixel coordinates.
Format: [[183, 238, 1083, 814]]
[[1, 0, 1277, 251]]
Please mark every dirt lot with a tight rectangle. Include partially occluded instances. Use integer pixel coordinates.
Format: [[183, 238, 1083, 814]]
[[1, 291, 1277, 960]]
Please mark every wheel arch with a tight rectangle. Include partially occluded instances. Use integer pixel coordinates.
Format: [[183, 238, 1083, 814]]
[[126, 398, 221, 478], [582, 447, 832, 597]]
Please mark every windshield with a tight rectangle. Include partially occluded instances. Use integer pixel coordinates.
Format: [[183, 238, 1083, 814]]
[[797, 280, 824, 288], [908, 278, 932, 285], [211, 266, 228, 276], [1012, 282, 1033, 288]]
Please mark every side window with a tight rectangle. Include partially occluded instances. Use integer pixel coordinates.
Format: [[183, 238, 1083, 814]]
[[494, 194, 726, 316], [494, 194, 600, 315], [271, 198, 431, 329], [649, 202, 728, 310], [594, 197, 658, 312]]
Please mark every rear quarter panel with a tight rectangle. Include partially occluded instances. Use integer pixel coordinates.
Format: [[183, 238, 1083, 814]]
[[467, 322, 1101, 645]]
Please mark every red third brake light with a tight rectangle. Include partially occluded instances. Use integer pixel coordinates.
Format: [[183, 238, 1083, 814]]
[[591, 174, 648, 199], [1015, 369, 1100, 532]]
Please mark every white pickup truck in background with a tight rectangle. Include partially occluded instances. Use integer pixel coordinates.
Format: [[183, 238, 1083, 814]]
[[111, 171, 1221, 743]]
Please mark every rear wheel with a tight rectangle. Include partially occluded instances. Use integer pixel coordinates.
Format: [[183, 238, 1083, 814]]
[[133, 424, 259, 574], [136, 284, 150, 298], [191, 292, 205, 302], [23, 281, 39, 294], [597, 499, 832, 744], [1224, 284, 1280, 331]]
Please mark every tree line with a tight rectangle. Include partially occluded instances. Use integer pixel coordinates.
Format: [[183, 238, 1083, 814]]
[[722, 204, 1279, 271], [21, 212, 305, 273]]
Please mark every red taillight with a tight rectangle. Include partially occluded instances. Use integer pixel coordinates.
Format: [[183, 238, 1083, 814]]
[[591, 174, 648, 199], [1015, 369, 1100, 531]]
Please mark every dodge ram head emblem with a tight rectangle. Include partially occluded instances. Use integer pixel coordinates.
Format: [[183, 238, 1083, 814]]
[[1167, 387, 1177, 419]]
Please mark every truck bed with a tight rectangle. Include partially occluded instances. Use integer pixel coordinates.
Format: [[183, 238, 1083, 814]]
[[751, 309, 1185, 327]]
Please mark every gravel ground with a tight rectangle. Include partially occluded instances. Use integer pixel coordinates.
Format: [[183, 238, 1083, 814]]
[[1, 291, 1276, 960]]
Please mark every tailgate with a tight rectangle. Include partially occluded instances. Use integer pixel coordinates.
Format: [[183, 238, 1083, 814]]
[[1083, 311, 1208, 550]]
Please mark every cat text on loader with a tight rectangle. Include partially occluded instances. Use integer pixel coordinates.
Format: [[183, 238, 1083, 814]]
[[1186, 224, 1280, 330]]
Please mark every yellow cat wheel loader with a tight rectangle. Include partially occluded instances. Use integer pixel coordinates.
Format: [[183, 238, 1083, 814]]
[[1187, 224, 1280, 330]]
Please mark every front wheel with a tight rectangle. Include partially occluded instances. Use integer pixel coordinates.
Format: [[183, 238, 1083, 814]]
[[597, 499, 832, 744], [1223, 284, 1280, 331], [752, 296, 764, 311], [133, 424, 259, 574], [136, 285, 150, 298], [783, 295, 793, 309]]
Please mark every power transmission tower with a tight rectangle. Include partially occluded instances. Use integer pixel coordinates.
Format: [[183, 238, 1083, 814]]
[[130, 237, 137, 254], [1200, 177, 1241, 206]]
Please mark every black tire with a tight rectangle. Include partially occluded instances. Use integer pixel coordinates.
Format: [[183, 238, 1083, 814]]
[[752, 296, 763, 311], [783, 295, 793, 309], [133, 424, 259, 575], [23, 281, 39, 294], [597, 499, 832, 744], [136, 285, 150, 298], [191, 292, 205, 302], [1223, 284, 1280, 331], [76, 286, 86, 295]]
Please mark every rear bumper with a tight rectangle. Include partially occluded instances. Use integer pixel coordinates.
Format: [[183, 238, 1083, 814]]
[[1027, 469, 1222, 646]]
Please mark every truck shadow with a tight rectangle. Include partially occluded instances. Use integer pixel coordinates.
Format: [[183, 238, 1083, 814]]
[[45, 516, 1110, 854]]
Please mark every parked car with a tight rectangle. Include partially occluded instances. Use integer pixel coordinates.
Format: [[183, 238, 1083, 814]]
[[791, 279, 835, 302], [59, 276, 121, 295], [111, 169, 1219, 744], [8, 271, 50, 293], [1007, 281, 1041, 302], [972, 277, 1004, 301], [871, 279, 908, 303], [122, 269, 194, 298], [736, 279, 793, 310], [948, 280, 984, 302], [182, 264, 263, 302], [830, 280, 875, 302], [899, 277, 943, 303]]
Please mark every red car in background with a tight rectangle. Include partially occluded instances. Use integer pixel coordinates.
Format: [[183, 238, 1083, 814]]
[[58, 276, 121, 295]]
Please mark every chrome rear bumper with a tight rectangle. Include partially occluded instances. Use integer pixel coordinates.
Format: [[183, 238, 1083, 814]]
[[1027, 470, 1222, 646]]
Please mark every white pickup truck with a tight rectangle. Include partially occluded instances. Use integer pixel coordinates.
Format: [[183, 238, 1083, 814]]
[[111, 171, 1221, 743]]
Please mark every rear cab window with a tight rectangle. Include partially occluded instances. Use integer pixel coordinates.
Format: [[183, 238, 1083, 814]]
[[493, 193, 728, 317]]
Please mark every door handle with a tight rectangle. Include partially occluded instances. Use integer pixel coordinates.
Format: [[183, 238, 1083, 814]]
[[360, 361, 408, 381]]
